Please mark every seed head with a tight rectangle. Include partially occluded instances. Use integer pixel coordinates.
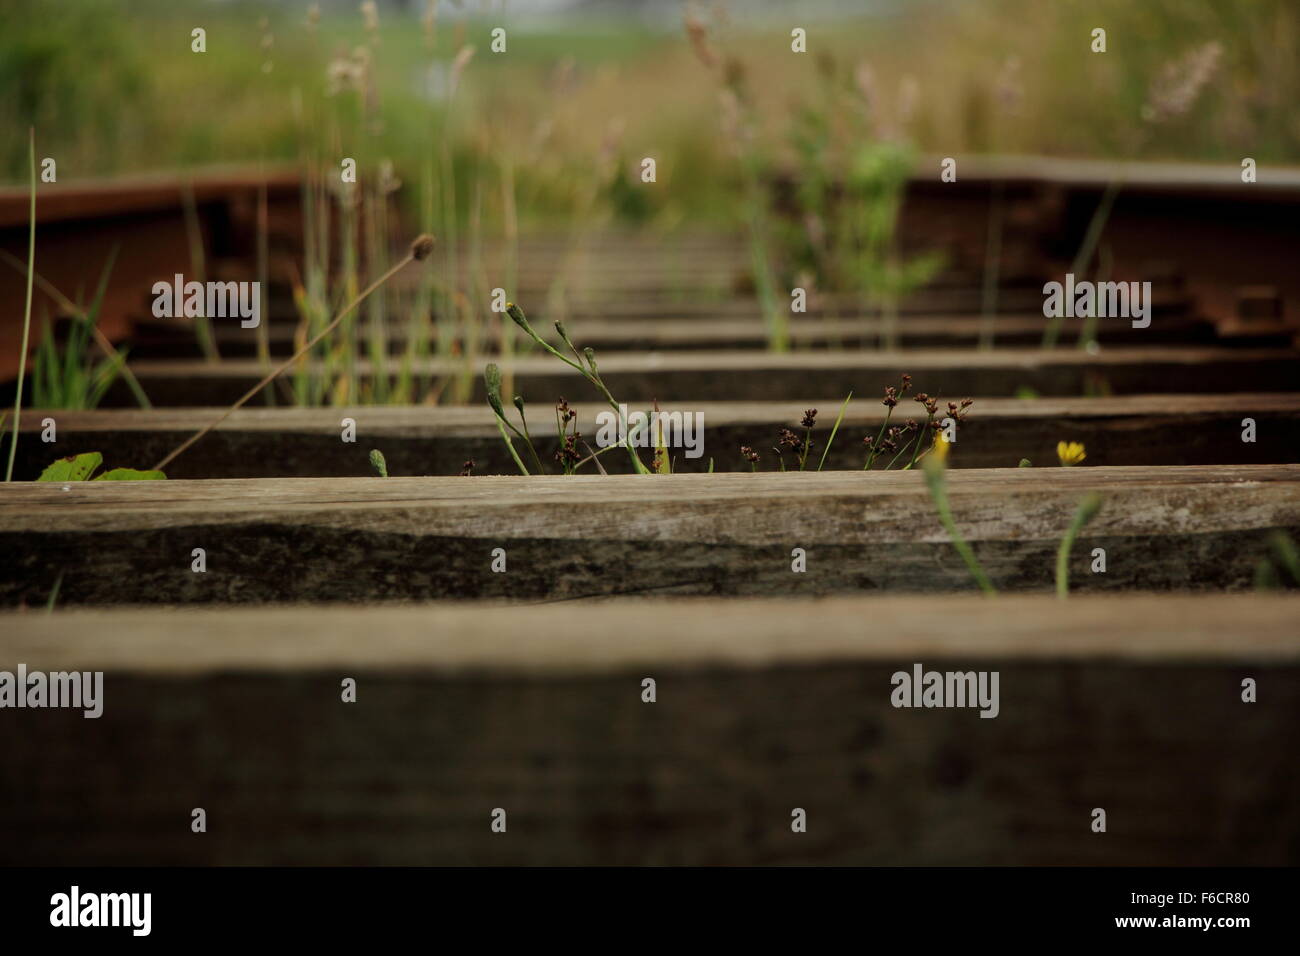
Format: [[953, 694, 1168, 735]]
[[410, 234, 436, 260], [800, 408, 818, 429], [684, 13, 718, 70]]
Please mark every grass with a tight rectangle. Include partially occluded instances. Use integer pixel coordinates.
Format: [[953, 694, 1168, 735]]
[[922, 438, 997, 596], [1056, 492, 1104, 598], [485, 302, 653, 475], [152, 235, 434, 473], [7, 2, 1294, 203], [4, 128, 36, 483]]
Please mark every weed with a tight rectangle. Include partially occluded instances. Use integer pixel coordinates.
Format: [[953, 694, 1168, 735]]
[[179, 180, 218, 362], [685, 12, 786, 351], [484, 302, 653, 475], [1056, 492, 1104, 597], [1254, 531, 1300, 590], [36, 452, 163, 482], [0, 248, 150, 410], [152, 235, 434, 473], [4, 128, 36, 483], [1043, 41, 1223, 349], [922, 435, 996, 595]]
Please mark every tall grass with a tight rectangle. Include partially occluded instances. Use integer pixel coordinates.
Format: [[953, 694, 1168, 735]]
[[4, 128, 36, 482]]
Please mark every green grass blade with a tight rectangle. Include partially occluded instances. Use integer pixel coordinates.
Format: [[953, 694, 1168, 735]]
[[5, 128, 36, 482], [1056, 492, 1104, 598], [817, 391, 852, 471]]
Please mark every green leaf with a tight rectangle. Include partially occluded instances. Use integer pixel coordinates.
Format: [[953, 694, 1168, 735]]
[[93, 468, 166, 481], [369, 449, 389, 478], [37, 452, 103, 482], [484, 363, 506, 420]]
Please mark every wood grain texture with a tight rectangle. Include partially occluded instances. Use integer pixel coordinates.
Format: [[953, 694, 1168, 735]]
[[107, 346, 1300, 406], [10, 394, 1298, 479], [130, 312, 1243, 361], [2, 466, 1296, 604], [5, 595, 1298, 670], [0, 596, 1295, 865]]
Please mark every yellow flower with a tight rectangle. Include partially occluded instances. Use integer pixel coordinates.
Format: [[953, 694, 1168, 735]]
[[1057, 441, 1086, 466], [932, 432, 952, 463]]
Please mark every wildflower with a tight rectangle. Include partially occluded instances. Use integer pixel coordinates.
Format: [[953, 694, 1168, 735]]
[[882, 386, 898, 408], [326, 57, 364, 95], [361, 1, 379, 35], [684, 12, 718, 70], [800, 408, 818, 429], [778, 428, 801, 449], [459, 459, 475, 477], [932, 431, 952, 464], [1057, 441, 1087, 466], [741, 445, 760, 464], [1142, 42, 1223, 124], [555, 433, 583, 469]]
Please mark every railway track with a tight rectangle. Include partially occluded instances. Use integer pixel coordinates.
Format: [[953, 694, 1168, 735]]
[[2, 158, 1298, 866]]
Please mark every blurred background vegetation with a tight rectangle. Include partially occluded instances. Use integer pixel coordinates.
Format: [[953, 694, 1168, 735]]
[[3, 0, 1298, 229]]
